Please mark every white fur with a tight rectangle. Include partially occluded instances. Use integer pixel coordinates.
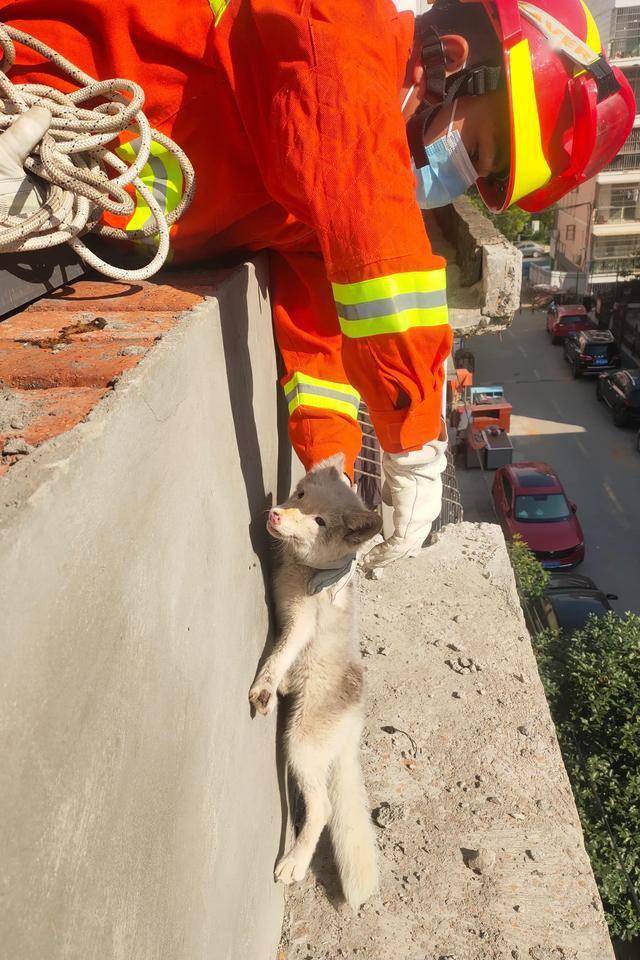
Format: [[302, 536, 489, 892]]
[[249, 456, 381, 909]]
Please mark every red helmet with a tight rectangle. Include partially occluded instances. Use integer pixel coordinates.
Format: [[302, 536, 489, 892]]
[[464, 0, 636, 211]]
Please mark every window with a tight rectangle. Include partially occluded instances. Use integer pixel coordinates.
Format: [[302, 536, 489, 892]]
[[501, 475, 512, 506], [610, 6, 640, 58], [514, 494, 571, 522], [565, 224, 576, 241]]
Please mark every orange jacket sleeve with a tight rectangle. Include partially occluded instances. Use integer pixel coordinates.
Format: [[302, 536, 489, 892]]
[[234, 0, 452, 451]]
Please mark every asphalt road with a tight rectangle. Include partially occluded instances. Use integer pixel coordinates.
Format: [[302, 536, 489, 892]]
[[457, 308, 640, 615]]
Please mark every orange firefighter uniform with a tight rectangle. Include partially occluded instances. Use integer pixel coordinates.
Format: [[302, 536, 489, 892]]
[[2, 0, 452, 474]]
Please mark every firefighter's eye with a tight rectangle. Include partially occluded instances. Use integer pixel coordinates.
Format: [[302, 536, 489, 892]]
[[297, 490, 304, 499], [315, 516, 326, 526]]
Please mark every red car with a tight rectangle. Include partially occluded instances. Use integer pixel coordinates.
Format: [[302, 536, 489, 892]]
[[546, 303, 593, 344], [492, 462, 585, 569]]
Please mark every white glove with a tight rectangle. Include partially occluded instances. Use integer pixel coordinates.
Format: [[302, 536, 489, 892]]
[[0, 106, 51, 222], [363, 431, 448, 571]]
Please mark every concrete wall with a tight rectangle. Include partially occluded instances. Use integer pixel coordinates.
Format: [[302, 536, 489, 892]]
[[0, 260, 290, 960]]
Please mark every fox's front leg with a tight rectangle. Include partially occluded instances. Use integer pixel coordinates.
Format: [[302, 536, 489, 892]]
[[249, 607, 313, 717]]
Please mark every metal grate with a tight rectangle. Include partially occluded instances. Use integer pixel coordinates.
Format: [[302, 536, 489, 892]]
[[353, 403, 463, 531]]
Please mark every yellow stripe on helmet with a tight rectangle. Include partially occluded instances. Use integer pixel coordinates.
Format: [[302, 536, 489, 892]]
[[507, 38, 552, 207]]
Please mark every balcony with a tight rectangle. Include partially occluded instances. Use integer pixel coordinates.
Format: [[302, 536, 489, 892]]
[[589, 255, 640, 276], [605, 151, 640, 173], [609, 36, 640, 62], [592, 204, 640, 237], [594, 204, 640, 223]]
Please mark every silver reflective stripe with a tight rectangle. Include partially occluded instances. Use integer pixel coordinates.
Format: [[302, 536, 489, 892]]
[[335, 289, 448, 322], [284, 381, 360, 407]]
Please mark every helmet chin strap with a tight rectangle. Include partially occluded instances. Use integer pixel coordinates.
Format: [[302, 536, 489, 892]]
[[406, 24, 502, 168]]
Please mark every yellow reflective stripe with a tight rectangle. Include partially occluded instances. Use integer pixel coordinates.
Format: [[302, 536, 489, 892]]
[[287, 392, 360, 419], [507, 39, 552, 207], [115, 140, 184, 232], [337, 305, 449, 338], [331, 269, 447, 306], [331, 269, 448, 339], [208, 0, 230, 25], [579, 0, 601, 54], [283, 372, 360, 420]]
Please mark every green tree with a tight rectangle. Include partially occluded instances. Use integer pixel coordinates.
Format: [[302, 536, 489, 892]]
[[534, 615, 640, 941], [469, 188, 556, 243]]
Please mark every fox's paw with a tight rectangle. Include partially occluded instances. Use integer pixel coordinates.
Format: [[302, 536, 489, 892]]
[[248, 679, 276, 716], [274, 848, 309, 885]]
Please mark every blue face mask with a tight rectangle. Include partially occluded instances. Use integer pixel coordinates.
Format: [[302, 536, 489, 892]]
[[413, 129, 478, 210]]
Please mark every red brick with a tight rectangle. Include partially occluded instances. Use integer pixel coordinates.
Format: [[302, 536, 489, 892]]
[[0, 311, 176, 343], [26, 269, 220, 314], [0, 339, 151, 389], [0, 269, 224, 478], [0, 386, 109, 446]]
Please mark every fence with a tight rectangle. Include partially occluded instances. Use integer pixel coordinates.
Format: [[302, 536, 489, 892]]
[[353, 404, 463, 535]]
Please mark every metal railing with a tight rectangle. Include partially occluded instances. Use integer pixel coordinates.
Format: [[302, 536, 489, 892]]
[[353, 403, 463, 532], [589, 256, 640, 275], [609, 36, 640, 59], [604, 152, 640, 173], [594, 204, 640, 224]]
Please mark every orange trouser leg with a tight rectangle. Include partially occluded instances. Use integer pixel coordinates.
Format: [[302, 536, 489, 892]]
[[269, 250, 362, 477]]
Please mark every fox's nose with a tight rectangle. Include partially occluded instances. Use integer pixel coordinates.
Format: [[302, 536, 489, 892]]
[[268, 509, 282, 526]]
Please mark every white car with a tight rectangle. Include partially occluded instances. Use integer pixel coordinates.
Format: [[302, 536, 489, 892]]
[[515, 241, 545, 258]]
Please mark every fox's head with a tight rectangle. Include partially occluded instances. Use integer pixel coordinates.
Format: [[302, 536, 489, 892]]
[[267, 454, 382, 567]]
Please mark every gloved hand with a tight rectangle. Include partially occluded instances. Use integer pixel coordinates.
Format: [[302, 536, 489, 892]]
[[363, 430, 448, 571], [0, 106, 51, 222]]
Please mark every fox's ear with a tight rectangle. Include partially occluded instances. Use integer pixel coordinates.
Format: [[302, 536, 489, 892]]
[[343, 509, 382, 545], [311, 452, 345, 481]]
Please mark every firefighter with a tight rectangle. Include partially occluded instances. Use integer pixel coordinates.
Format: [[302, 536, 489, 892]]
[[0, 0, 634, 567]]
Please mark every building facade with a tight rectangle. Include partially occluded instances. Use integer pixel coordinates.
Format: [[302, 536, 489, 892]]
[[554, 0, 640, 293]]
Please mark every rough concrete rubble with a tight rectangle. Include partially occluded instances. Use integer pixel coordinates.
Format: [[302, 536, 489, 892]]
[[278, 522, 613, 960]]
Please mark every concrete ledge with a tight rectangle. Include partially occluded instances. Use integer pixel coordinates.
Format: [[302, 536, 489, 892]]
[[279, 522, 614, 960], [432, 197, 522, 336], [0, 260, 286, 960]]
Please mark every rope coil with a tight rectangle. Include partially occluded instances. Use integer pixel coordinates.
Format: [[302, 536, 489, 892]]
[[0, 23, 195, 280]]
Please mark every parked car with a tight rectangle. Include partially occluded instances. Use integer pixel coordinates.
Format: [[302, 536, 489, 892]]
[[563, 329, 621, 378], [524, 573, 618, 636], [515, 241, 545, 258], [492, 462, 585, 569], [596, 368, 640, 427], [546, 303, 593, 344]]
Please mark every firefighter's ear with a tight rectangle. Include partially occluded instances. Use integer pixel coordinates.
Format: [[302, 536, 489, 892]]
[[441, 34, 469, 75]]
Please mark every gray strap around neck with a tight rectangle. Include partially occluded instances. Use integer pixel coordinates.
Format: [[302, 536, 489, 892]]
[[307, 557, 356, 596]]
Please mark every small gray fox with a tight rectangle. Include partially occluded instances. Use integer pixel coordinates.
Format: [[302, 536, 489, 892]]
[[249, 454, 382, 909]]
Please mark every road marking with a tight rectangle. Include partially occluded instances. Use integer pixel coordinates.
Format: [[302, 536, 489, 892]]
[[575, 438, 588, 458], [603, 480, 630, 528], [532, 368, 541, 380], [518, 345, 527, 357]]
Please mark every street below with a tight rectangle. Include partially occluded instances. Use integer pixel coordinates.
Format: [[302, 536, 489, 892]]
[[457, 307, 640, 615]]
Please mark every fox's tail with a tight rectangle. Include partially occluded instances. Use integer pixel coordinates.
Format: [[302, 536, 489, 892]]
[[328, 735, 378, 910]]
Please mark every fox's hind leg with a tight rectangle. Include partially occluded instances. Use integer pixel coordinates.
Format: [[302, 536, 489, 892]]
[[275, 737, 332, 885]]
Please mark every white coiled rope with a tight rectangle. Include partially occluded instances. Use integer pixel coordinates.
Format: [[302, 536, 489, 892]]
[[0, 23, 195, 281]]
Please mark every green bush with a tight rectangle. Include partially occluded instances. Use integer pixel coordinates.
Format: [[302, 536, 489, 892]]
[[508, 534, 549, 601], [533, 615, 640, 941], [506, 540, 640, 941]]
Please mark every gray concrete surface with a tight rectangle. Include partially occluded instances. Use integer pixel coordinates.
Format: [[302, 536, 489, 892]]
[[0, 260, 289, 960], [429, 198, 522, 335], [279, 523, 614, 960], [458, 307, 640, 615]]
